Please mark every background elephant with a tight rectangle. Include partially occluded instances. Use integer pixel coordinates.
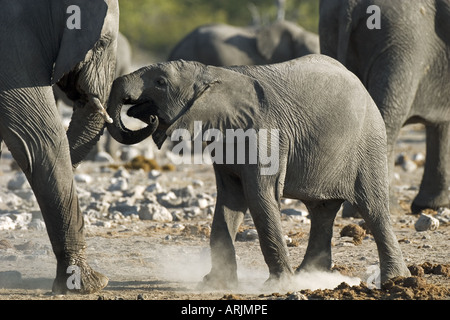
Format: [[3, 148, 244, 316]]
[[168, 20, 319, 66], [54, 31, 133, 160], [320, 0, 450, 214], [106, 57, 410, 287], [0, 0, 119, 294]]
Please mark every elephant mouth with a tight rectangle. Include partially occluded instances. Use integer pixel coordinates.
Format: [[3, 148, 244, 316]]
[[126, 100, 169, 149]]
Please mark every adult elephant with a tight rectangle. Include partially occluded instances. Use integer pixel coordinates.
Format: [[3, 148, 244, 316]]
[[320, 0, 450, 214], [168, 20, 319, 66], [0, 0, 119, 294]]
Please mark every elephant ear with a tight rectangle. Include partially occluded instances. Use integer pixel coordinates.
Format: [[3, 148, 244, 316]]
[[51, 0, 109, 85], [256, 22, 292, 62], [163, 66, 261, 147]]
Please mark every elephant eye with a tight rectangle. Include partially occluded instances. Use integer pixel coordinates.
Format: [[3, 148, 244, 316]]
[[156, 77, 167, 87]]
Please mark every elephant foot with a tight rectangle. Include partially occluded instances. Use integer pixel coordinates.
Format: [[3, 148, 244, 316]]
[[261, 272, 294, 292], [380, 261, 411, 285], [198, 270, 238, 290], [411, 191, 449, 214], [52, 251, 108, 295]]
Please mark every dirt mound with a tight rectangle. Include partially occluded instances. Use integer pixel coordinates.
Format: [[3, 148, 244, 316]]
[[340, 224, 366, 245]]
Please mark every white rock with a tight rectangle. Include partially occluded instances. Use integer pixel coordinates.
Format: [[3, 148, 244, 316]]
[[414, 213, 440, 232], [146, 182, 164, 193], [402, 159, 417, 172], [148, 170, 161, 179], [139, 203, 173, 222], [0, 215, 15, 230], [7, 172, 29, 190], [28, 218, 46, 231], [108, 177, 128, 192], [74, 174, 93, 184], [243, 229, 259, 241], [94, 151, 114, 163], [11, 212, 32, 227], [114, 167, 130, 179], [191, 179, 204, 188], [412, 152, 425, 163], [14, 189, 37, 203], [197, 198, 209, 209], [436, 207, 450, 224]]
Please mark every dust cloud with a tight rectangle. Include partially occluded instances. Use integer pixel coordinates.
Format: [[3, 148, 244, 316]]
[[154, 245, 361, 294]]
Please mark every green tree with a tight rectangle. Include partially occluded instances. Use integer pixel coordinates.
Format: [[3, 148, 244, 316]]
[[119, 0, 319, 58]]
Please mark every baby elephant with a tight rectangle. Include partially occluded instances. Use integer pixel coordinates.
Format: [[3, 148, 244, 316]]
[[107, 56, 410, 288]]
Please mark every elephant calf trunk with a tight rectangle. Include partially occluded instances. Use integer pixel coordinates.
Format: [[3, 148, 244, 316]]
[[106, 78, 160, 145]]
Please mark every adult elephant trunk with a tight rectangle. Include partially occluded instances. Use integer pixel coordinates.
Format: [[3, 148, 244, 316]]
[[106, 75, 160, 145], [66, 99, 108, 168], [57, 32, 118, 169]]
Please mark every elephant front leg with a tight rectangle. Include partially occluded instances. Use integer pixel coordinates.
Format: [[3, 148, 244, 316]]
[[0, 87, 108, 294], [412, 123, 450, 213], [202, 168, 248, 289]]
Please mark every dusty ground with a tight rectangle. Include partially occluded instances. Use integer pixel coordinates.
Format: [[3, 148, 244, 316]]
[[0, 124, 449, 301]]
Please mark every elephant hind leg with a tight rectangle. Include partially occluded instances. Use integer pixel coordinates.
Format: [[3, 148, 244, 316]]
[[296, 199, 343, 273], [352, 172, 410, 283], [412, 122, 450, 213]]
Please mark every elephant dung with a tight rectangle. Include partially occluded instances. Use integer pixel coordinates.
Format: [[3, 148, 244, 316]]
[[414, 213, 440, 232]]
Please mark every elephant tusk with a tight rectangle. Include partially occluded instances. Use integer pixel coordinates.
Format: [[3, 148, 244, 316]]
[[92, 97, 113, 124]]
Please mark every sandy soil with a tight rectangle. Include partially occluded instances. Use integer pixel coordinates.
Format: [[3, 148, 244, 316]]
[[0, 124, 449, 301]]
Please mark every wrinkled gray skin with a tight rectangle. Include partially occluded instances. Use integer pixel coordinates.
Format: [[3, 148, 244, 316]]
[[0, 0, 119, 294], [54, 31, 133, 159], [168, 20, 319, 66], [107, 57, 410, 287], [320, 0, 450, 215]]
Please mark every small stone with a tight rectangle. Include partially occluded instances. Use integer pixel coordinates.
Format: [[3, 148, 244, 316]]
[[192, 179, 204, 188], [114, 167, 130, 179], [412, 152, 425, 166], [94, 151, 114, 163], [139, 203, 173, 222], [0, 215, 15, 231], [74, 174, 93, 184], [243, 229, 259, 241], [402, 159, 417, 172], [108, 177, 128, 192], [414, 213, 439, 232], [148, 170, 161, 179], [146, 183, 164, 194], [7, 173, 29, 190]]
